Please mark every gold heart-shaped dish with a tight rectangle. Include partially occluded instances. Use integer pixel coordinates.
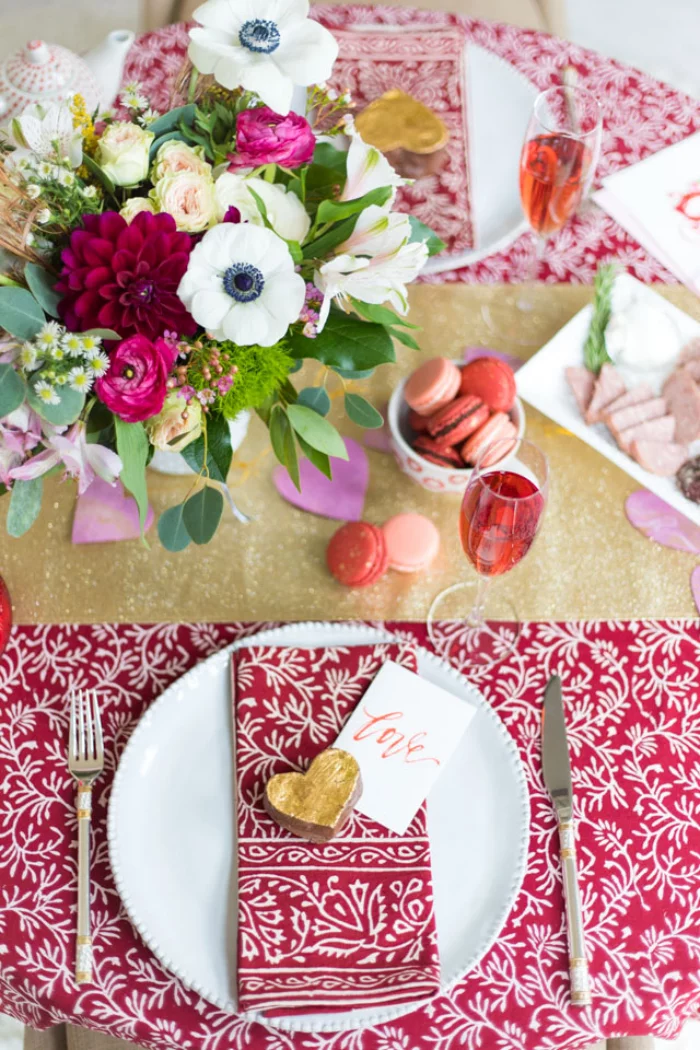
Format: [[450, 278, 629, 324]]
[[356, 89, 450, 155], [264, 748, 363, 843]]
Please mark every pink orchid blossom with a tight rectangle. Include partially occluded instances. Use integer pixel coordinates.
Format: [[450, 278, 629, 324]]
[[9, 421, 122, 495], [0, 406, 43, 486]]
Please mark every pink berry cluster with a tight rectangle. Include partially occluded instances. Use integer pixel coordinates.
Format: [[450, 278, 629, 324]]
[[166, 338, 239, 414], [300, 282, 323, 339]]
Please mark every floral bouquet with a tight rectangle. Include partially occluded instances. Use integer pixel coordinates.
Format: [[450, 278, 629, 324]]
[[0, 0, 443, 550]]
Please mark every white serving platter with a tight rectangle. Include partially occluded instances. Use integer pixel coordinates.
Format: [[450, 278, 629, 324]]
[[108, 622, 530, 1033]]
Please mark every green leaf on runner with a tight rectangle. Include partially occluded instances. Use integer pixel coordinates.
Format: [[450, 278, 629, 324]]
[[344, 392, 384, 429], [114, 418, 150, 537], [0, 286, 45, 341], [182, 485, 224, 544], [287, 404, 348, 460], [390, 327, 421, 351], [288, 311, 395, 372], [6, 477, 43, 538], [27, 381, 84, 426], [0, 364, 27, 418], [296, 386, 331, 416], [157, 502, 191, 552], [269, 405, 300, 490], [180, 412, 232, 484], [24, 263, 61, 318], [315, 185, 392, 225], [408, 216, 447, 257], [349, 298, 419, 329], [295, 433, 332, 479]]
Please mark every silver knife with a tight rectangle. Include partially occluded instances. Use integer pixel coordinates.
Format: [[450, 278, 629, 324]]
[[542, 674, 592, 1007]]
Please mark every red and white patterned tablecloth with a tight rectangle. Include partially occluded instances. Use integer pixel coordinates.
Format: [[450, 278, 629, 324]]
[[1, 620, 699, 1050], [122, 7, 700, 287]]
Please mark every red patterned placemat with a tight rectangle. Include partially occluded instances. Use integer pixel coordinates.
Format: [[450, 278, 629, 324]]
[[0, 619, 699, 1050]]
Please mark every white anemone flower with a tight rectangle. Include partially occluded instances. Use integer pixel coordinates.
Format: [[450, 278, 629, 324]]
[[177, 222, 305, 347], [214, 173, 310, 243], [340, 118, 406, 203], [188, 0, 338, 116], [6, 102, 83, 170], [316, 241, 428, 330]]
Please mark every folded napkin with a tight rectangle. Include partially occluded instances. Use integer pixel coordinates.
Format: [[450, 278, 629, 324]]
[[595, 131, 700, 294], [233, 642, 441, 1017], [327, 25, 474, 253]]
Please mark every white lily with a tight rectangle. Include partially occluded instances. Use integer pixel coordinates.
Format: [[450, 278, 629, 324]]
[[340, 118, 406, 203], [188, 0, 338, 116], [316, 240, 428, 330], [6, 102, 83, 170], [340, 205, 413, 257]]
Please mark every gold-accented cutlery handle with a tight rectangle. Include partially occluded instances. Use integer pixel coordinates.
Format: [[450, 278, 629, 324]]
[[559, 818, 591, 1006], [76, 783, 93, 984]]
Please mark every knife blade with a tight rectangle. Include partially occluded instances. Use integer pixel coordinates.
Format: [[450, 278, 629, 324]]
[[541, 674, 592, 1008]]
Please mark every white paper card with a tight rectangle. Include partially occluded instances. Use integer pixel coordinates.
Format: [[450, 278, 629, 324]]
[[334, 661, 476, 834]]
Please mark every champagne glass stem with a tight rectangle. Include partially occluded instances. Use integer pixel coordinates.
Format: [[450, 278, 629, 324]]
[[517, 233, 547, 311], [467, 575, 491, 628]]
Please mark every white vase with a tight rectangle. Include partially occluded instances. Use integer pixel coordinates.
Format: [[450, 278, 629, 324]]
[[148, 411, 251, 476]]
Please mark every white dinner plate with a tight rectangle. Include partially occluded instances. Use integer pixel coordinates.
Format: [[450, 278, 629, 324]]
[[108, 622, 530, 1033], [516, 273, 700, 526], [422, 42, 537, 275]]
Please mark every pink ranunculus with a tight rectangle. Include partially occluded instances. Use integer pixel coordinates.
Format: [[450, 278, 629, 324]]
[[95, 335, 178, 423], [228, 107, 315, 171]]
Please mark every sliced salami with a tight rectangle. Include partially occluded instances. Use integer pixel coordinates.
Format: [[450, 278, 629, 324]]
[[607, 396, 667, 438], [662, 368, 700, 444], [585, 364, 627, 424], [565, 366, 595, 414], [630, 440, 689, 476], [616, 414, 676, 452]]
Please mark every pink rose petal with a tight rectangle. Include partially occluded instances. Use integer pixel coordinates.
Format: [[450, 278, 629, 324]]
[[692, 566, 700, 616], [72, 477, 154, 543], [273, 437, 369, 521], [463, 346, 523, 373], [625, 490, 700, 555]]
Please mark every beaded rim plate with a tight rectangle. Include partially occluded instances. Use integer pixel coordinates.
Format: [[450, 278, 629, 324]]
[[108, 622, 530, 1033]]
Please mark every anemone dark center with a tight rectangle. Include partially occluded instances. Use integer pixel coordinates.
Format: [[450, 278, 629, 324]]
[[239, 18, 280, 53], [222, 262, 265, 303]]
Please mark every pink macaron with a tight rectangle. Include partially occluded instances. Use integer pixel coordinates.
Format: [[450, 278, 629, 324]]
[[404, 357, 461, 417], [382, 513, 441, 573], [460, 412, 517, 466]]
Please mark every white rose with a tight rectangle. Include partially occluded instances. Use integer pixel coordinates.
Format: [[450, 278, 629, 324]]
[[214, 173, 310, 244], [150, 170, 217, 233], [96, 122, 154, 187], [120, 197, 157, 223], [152, 140, 211, 182]]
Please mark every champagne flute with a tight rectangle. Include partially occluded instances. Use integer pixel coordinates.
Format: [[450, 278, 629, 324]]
[[428, 438, 549, 671]]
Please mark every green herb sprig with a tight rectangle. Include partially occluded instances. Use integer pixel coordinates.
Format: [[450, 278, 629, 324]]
[[583, 263, 616, 374]]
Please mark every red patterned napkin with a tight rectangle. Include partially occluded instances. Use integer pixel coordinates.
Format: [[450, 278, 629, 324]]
[[233, 642, 441, 1017], [327, 25, 474, 253]]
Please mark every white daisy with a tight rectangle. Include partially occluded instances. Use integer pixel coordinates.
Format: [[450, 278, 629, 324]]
[[177, 222, 305, 347], [62, 333, 85, 357], [19, 343, 38, 370], [26, 183, 41, 199], [188, 0, 338, 116], [36, 208, 52, 225], [56, 374, 68, 385], [57, 169, 75, 188], [36, 161, 55, 179], [34, 379, 60, 405], [67, 366, 93, 393], [79, 334, 102, 352], [85, 350, 109, 377], [50, 346, 66, 362], [35, 322, 63, 352], [82, 185, 98, 200]]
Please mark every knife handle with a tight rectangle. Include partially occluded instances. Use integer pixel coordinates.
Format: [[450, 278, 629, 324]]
[[559, 818, 592, 1007]]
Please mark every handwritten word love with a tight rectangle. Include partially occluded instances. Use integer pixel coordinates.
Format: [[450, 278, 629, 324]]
[[352, 707, 440, 766]]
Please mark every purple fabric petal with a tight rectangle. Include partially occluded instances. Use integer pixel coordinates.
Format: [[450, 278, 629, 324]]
[[625, 490, 700, 554], [273, 437, 369, 521]]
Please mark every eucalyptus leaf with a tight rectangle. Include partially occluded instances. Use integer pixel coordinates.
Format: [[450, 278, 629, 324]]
[[287, 404, 348, 460], [344, 392, 384, 429], [149, 129, 188, 162], [288, 311, 395, 372], [147, 104, 196, 138], [183, 485, 224, 545], [158, 502, 191, 552], [390, 328, 421, 351], [180, 413, 232, 484], [408, 216, 446, 258], [24, 263, 60, 318], [315, 186, 392, 226], [114, 418, 150, 538], [296, 386, 330, 417], [6, 477, 42, 538], [296, 434, 332, 479], [82, 154, 116, 197], [269, 405, 300, 490], [0, 365, 26, 418], [27, 381, 84, 426], [81, 328, 122, 341], [0, 287, 45, 341]]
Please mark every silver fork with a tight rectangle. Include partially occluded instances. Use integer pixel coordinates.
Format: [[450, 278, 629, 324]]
[[67, 690, 104, 985]]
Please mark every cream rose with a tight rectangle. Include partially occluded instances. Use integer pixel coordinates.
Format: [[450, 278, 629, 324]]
[[150, 170, 217, 233], [120, 197, 157, 223], [152, 140, 212, 182], [145, 392, 202, 453], [96, 122, 154, 187], [214, 173, 311, 243]]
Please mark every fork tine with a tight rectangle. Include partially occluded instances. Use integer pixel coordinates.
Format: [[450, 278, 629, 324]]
[[92, 691, 103, 761], [78, 691, 86, 760], [84, 690, 94, 760], [69, 690, 77, 760]]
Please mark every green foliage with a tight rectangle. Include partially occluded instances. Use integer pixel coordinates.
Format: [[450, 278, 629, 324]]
[[301, 216, 357, 260], [0, 287, 44, 340], [82, 154, 116, 197], [344, 393, 384, 429], [148, 104, 197, 138], [407, 216, 446, 257], [149, 130, 188, 162], [269, 405, 300, 490], [158, 502, 191, 552], [583, 263, 616, 374], [295, 434, 332, 479], [180, 412, 232, 484], [296, 386, 330, 416], [27, 381, 84, 426], [114, 418, 150, 539], [24, 264, 60, 318], [179, 100, 236, 166], [315, 186, 392, 226], [349, 299, 418, 330], [182, 485, 224, 544], [313, 142, 348, 175], [287, 404, 348, 459], [7, 478, 42, 538], [81, 328, 122, 341], [0, 365, 27, 418], [288, 311, 395, 372], [220, 343, 295, 419]]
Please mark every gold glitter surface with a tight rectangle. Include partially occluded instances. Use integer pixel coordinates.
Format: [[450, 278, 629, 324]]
[[2, 284, 699, 625]]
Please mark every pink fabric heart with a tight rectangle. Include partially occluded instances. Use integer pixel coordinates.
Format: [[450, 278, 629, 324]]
[[72, 477, 154, 543], [625, 490, 700, 555], [463, 346, 523, 373], [692, 566, 700, 616], [273, 437, 369, 520]]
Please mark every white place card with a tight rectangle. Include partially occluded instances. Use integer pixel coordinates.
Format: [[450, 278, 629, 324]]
[[334, 660, 476, 835]]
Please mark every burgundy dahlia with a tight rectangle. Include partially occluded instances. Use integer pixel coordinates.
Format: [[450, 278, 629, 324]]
[[56, 211, 198, 341]]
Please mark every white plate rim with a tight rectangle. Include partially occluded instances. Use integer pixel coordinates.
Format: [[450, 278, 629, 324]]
[[108, 622, 530, 1033]]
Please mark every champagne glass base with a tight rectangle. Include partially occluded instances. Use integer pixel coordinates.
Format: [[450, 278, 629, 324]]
[[427, 581, 522, 677]]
